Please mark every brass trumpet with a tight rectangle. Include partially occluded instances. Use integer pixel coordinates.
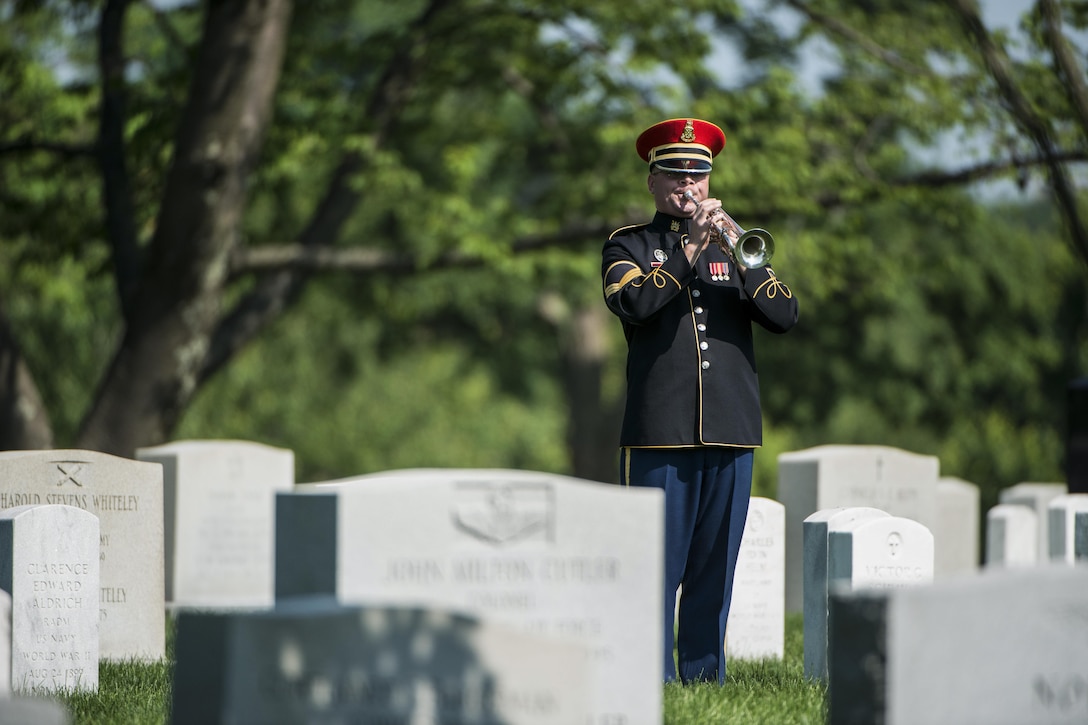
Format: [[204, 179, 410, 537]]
[[683, 191, 774, 269]]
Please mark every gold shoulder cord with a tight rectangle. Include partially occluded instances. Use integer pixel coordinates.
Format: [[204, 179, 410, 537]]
[[753, 270, 792, 299]]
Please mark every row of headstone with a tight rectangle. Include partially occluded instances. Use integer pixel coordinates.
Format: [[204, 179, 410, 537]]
[[777, 445, 978, 612], [0, 438, 1074, 720], [985, 490, 1088, 565], [0, 450, 164, 662], [0, 442, 295, 665], [0, 440, 295, 700]]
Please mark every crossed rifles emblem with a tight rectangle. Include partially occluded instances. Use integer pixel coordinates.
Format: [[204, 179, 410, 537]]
[[53, 461, 88, 487]]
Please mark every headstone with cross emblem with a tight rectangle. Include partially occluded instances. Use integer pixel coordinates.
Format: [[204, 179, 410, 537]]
[[0, 504, 100, 693], [776, 445, 939, 613], [136, 439, 294, 609], [279, 468, 665, 725], [0, 450, 164, 662]]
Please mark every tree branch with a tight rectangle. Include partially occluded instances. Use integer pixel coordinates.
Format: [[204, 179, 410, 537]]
[[200, 0, 459, 384], [227, 223, 613, 277], [0, 138, 95, 158], [947, 0, 1088, 266], [895, 148, 1088, 188], [781, 0, 927, 77], [1037, 0, 1088, 142]]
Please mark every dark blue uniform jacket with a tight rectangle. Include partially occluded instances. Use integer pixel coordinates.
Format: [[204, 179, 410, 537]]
[[602, 211, 798, 448]]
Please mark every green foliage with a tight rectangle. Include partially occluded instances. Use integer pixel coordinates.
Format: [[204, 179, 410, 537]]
[[177, 281, 569, 481], [1, 0, 1084, 497], [757, 193, 1080, 506]]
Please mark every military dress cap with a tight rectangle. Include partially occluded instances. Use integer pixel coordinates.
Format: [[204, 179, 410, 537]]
[[636, 118, 726, 174]]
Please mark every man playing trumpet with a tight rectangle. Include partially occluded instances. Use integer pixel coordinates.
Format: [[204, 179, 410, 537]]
[[601, 118, 798, 684]]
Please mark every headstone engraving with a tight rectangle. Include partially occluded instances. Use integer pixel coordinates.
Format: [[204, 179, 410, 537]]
[[998, 482, 1066, 561], [136, 439, 294, 608], [278, 468, 664, 725], [0, 450, 164, 661], [777, 445, 938, 611], [726, 497, 785, 661], [0, 505, 99, 693], [934, 477, 980, 577], [985, 503, 1038, 568], [803, 507, 890, 681], [1046, 493, 1088, 563], [172, 598, 592, 725]]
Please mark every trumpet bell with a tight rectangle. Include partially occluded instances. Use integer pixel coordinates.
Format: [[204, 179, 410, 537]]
[[734, 228, 774, 269]]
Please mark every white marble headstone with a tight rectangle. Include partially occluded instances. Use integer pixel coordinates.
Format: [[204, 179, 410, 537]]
[[827, 515, 934, 593], [0, 450, 164, 661], [802, 506, 889, 681], [985, 503, 1039, 568], [886, 566, 1088, 724], [0, 505, 99, 693], [934, 477, 980, 577], [172, 599, 592, 725], [998, 482, 1066, 561], [277, 468, 664, 725], [1046, 493, 1088, 563], [777, 445, 938, 612], [136, 439, 294, 608], [725, 497, 784, 661], [0, 696, 70, 725]]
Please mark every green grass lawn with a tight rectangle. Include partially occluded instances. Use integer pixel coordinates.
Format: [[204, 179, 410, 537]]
[[665, 614, 827, 724], [52, 613, 825, 724]]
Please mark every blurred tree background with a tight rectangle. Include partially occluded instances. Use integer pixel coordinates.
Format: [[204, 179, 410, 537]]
[[0, 0, 1085, 517]]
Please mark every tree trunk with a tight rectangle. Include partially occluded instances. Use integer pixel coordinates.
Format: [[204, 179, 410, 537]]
[[0, 305, 53, 450], [562, 304, 623, 484], [77, 0, 293, 457]]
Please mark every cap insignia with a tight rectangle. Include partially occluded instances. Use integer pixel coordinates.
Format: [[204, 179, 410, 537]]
[[681, 120, 695, 142]]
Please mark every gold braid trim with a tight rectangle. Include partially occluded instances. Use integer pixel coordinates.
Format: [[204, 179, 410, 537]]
[[753, 271, 792, 299], [604, 261, 679, 297], [635, 268, 680, 290]]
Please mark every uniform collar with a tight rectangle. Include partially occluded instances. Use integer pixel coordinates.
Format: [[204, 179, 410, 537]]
[[651, 211, 689, 236]]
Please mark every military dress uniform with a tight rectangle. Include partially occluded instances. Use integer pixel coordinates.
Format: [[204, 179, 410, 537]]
[[602, 118, 798, 684]]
